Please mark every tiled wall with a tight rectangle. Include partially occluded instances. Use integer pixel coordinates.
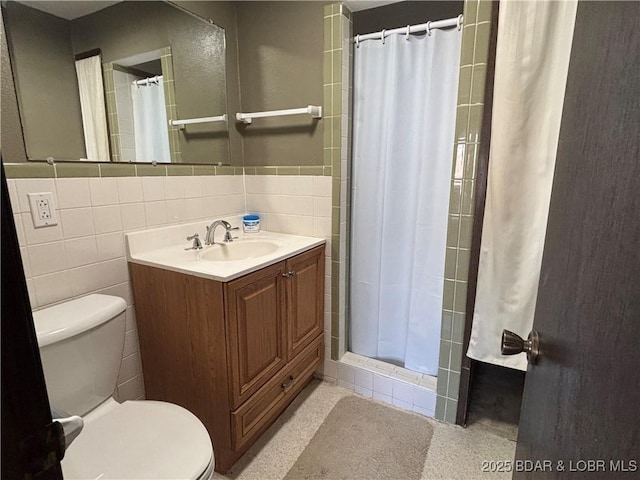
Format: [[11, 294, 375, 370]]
[[7, 174, 245, 402], [323, 3, 352, 361], [436, 0, 493, 423]]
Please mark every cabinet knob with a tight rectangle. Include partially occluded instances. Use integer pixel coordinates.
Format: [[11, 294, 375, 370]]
[[282, 271, 296, 278], [281, 375, 294, 391]]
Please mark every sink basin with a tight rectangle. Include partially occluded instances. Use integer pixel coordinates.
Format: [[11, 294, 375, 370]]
[[201, 241, 280, 262], [126, 220, 324, 282]]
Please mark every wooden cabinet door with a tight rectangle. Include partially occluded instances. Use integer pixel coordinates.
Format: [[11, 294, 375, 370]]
[[285, 246, 325, 360], [226, 262, 287, 409]]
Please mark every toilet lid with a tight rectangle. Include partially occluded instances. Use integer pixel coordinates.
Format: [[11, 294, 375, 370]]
[[62, 400, 213, 480]]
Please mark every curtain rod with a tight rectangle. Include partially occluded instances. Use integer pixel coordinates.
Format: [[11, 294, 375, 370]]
[[355, 14, 463, 44], [132, 75, 162, 86]]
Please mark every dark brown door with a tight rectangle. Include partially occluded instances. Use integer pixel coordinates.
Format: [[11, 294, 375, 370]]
[[1, 163, 64, 479], [226, 262, 287, 408], [285, 246, 325, 360], [514, 2, 640, 478]]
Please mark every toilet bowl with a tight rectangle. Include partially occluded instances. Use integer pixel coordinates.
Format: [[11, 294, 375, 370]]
[[33, 294, 214, 480]]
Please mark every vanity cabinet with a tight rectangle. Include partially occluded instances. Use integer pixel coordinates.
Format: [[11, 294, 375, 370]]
[[129, 245, 324, 473]]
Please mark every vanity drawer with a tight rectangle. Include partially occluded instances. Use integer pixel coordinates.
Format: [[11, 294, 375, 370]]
[[231, 335, 323, 450]]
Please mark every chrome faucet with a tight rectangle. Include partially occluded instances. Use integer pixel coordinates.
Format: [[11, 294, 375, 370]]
[[205, 220, 238, 245]]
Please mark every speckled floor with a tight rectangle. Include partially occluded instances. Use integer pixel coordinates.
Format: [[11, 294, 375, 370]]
[[214, 379, 516, 480]]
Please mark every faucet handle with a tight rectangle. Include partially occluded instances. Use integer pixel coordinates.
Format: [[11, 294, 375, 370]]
[[185, 233, 203, 250]]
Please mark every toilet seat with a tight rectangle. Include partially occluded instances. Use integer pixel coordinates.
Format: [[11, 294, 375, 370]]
[[62, 399, 214, 480]]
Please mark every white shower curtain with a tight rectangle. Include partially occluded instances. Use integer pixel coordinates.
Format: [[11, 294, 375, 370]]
[[350, 29, 461, 375], [131, 78, 171, 163], [467, 0, 577, 370], [75, 56, 110, 161]]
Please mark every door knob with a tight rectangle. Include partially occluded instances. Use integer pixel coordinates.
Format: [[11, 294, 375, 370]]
[[501, 329, 539, 364]]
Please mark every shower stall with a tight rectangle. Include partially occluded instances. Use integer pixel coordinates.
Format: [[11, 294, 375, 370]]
[[348, 8, 463, 378]]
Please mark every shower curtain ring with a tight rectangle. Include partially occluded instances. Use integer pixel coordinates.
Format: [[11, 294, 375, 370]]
[[381, 29, 386, 44], [426, 21, 432, 36], [405, 25, 410, 40], [457, 14, 463, 31]]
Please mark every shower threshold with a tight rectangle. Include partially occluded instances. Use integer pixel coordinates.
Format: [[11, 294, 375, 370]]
[[330, 352, 438, 417], [342, 352, 437, 391]]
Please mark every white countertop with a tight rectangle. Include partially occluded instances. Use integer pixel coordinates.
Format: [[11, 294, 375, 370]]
[[125, 218, 325, 282]]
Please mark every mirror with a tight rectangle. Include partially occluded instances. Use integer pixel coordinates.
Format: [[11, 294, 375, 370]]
[[2, 0, 230, 165]]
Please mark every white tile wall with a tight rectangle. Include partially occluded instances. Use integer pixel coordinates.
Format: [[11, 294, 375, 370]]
[[8, 175, 245, 402]]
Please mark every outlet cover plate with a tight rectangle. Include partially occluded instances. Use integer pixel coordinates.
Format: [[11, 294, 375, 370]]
[[27, 192, 58, 228]]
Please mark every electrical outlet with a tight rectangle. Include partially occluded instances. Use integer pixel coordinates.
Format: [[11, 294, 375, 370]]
[[27, 192, 58, 228]]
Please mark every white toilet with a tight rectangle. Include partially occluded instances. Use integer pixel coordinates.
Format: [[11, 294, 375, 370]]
[[33, 294, 215, 480]]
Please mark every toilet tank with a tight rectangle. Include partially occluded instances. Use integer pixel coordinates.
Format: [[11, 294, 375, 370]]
[[33, 294, 127, 416]]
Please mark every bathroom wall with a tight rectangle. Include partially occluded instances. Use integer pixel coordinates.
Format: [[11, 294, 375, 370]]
[[353, 0, 464, 34], [0, 7, 27, 163], [6, 173, 245, 401], [1, 2, 85, 160], [235, 1, 326, 166]]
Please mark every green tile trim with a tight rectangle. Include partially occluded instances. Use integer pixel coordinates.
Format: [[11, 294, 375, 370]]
[[299, 166, 324, 175], [437, 0, 495, 422], [452, 313, 466, 343], [244, 167, 257, 175], [450, 343, 463, 372], [255, 166, 277, 175], [3, 163, 56, 178], [460, 25, 476, 67], [331, 337, 340, 361], [437, 367, 449, 395], [100, 164, 136, 177], [458, 66, 472, 105], [324, 14, 332, 51], [216, 166, 235, 175], [474, 22, 491, 65], [444, 399, 458, 423], [477, 0, 492, 23], [464, 0, 479, 25], [323, 166, 332, 176], [470, 64, 487, 105], [193, 165, 217, 176], [435, 395, 446, 420], [447, 371, 461, 398], [331, 206, 340, 234], [277, 166, 300, 175], [56, 163, 100, 178], [167, 165, 193, 176], [441, 311, 453, 341], [136, 165, 167, 176]]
